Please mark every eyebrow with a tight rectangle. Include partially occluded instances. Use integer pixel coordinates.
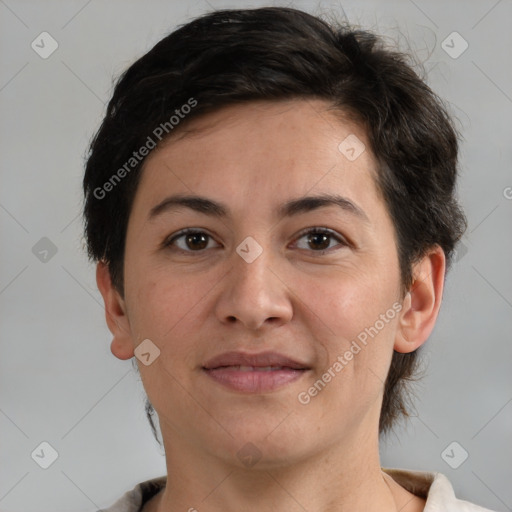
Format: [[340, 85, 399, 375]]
[[148, 193, 370, 223]]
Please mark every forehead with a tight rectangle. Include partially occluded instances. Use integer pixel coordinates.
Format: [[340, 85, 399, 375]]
[[133, 99, 383, 222], [154, 99, 367, 158]]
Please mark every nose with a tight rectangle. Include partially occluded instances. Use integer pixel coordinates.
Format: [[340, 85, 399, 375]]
[[214, 242, 293, 331]]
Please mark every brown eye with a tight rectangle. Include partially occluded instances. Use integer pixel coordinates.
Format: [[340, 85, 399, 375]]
[[306, 232, 331, 251], [166, 229, 219, 252], [294, 228, 347, 253], [185, 232, 208, 250]]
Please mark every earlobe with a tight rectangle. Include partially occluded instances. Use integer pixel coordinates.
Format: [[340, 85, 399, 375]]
[[96, 261, 135, 360], [394, 246, 446, 354]]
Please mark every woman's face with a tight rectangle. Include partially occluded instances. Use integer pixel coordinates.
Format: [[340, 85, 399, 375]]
[[113, 99, 411, 467]]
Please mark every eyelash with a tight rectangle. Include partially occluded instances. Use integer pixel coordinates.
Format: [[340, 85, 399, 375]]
[[164, 227, 349, 255]]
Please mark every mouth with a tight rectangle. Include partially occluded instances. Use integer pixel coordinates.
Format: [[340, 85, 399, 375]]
[[202, 351, 310, 393], [213, 365, 299, 371]]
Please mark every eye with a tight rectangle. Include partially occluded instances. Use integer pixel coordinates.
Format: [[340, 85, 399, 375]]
[[165, 229, 220, 253], [164, 227, 348, 255], [293, 227, 348, 253]]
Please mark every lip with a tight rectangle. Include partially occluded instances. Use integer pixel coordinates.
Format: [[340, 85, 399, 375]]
[[203, 351, 309, 370], [202, 351, 310, 393]]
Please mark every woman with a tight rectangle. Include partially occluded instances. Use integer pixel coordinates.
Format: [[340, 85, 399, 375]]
[[83, 7, 495, 512]]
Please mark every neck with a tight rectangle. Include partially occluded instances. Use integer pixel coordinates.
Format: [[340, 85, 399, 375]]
[[147, 423, 424, 512]]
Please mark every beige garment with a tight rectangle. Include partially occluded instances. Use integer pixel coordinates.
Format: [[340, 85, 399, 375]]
[[98, 468, 497, 511]]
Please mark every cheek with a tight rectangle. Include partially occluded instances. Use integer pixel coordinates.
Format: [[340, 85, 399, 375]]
[[302, 269, 385, 340], [126, 272, 193, 340], [303, 267, 399, 380], [128, 276, 208, 408], [302, 280, 398, 427], [128, 270, 222, 364]]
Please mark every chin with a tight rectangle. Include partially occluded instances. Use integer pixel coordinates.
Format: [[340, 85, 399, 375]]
[[206, 416, 317, 469]]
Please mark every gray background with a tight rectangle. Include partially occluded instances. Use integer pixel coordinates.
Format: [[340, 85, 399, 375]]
[[0, 0, 511, 511]]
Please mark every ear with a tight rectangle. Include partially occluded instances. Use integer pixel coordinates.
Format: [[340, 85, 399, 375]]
[[96, 261, 135, 360], [394, 245, 446, 353]]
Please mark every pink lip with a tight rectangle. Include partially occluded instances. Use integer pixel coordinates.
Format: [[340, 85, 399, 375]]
[[203, 351, 308, 370], [202, 351, 310, 393]]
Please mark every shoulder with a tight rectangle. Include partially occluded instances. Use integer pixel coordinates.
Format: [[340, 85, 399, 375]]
[[97, 476, 166, 512], [382, 468, 498, 512]]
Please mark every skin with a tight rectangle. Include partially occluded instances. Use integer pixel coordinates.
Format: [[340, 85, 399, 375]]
[[97, 99, 445, 512]]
